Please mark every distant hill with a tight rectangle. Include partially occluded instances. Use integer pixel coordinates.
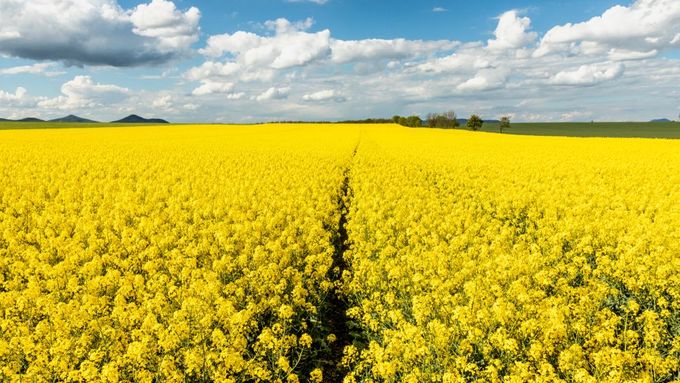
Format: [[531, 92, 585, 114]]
[[0, 117, 45, 122], [650, 118, 672, 123], [112, 114, 169, 124], [50, 114, 98, 123]]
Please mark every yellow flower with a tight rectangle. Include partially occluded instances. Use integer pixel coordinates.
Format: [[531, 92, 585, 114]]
[[309, 368, 323, 383], [299, 333, 313, 348]]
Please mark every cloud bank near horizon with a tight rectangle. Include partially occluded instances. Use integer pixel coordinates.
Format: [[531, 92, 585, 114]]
[[0, 0, 679, 122]]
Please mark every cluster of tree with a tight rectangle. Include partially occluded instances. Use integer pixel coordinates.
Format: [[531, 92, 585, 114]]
[[272, 113, 512, 133], [392, 115, 423, 127], [466, 115, 483, 131], [499, 116, 511, 133], [339, 118, 394, 124], [272, 118, 398, 124], [426, 111, 459, 128], [465, 115, 511, 132], [392, 112, 461, 128]]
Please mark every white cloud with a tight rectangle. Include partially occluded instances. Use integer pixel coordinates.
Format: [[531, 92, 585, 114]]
[[302, 89, 346, 102], [186, 61, 277, 84], [130, 0, 201, 50], [199, 18, 330, 70], [458, 69, 509, 91], [264, 17, 315, 34], [0, 31, 21, 40], [254, 87, 290, 101], [672, 33, 680, 44], [417, 11, 535, 77], [200, 32, 264, 58], [417, 51, 491, 74], [185, 62, 243, 80], [0, 0, 200, 67], [190, 17, 458, 86], [225, 92, 245, 100], [191, 81, 235, 96], [4, 5, 680, 123], [0, 87, 31, 106], [607, 48, 658, 61], [0, 63, 65, 77], [487, 10, 537, 51], [38, 76, 129, 109], [152, 95, 173, 109], [173, 12, 680, 122], [549, 62, 624, 86], [433, 7, 448, 13], [331, 38, 458, 64], [535, 0, 680, 58]]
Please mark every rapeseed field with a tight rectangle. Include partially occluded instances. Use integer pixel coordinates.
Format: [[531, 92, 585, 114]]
[[0, 124, 677, 382]]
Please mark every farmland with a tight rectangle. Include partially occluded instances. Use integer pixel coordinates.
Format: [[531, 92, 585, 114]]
[[0, 124, 678, 382], [2, 121, 680, 139], [471, 122, 680, 139]]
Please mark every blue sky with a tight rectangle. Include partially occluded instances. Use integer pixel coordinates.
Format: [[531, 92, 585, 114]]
[[1, 0, 679, 122]]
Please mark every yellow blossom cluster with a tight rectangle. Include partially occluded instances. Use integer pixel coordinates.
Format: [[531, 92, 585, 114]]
[[341, 127, 680, 382], [0, 124, 359, 382]]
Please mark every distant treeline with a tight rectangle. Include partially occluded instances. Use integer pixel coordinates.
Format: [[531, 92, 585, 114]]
[[271, 112, 505, 131], [392, 112, 459, 128], [271, 118, 394, 124]]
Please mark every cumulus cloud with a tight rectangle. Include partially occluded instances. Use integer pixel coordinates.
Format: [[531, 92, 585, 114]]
[[549, 62, 624, 86], [607, 48, 658, 61], [535, 0, 680, 58], [5, 4, 680, 123], [176, 10, 680, 120], [433, 7, 448, 13], [330, 38, 458, 64], [417, 51, 491, 74], [225, 92, 245, 100], [189, 17, 458, 89], [130, 0, 201, 50], [200, 18, 330, 69], [0, 87, 32, 106], [0, 0, 200, 67], [191, 81, 235, 96], [186, 62, 245, 80], [186, 61, 276, 85], [415, 10, 535, 79], [254, 87, 290, 101], [199, 18, 458, 69], [458, 69, 509, 91], [0, 63, 65, 77], [487, 10, 537, 51], [0, 31, 21, 40], [38, 75, 129, 109], [152, 95, 172, 108], [302, 89, 346, 102]]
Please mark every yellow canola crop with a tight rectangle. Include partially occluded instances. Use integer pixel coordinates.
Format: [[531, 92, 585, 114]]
[[342, 126, 680, 382], [0, 124, 360, 382], [1, 123, 679, 383]]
